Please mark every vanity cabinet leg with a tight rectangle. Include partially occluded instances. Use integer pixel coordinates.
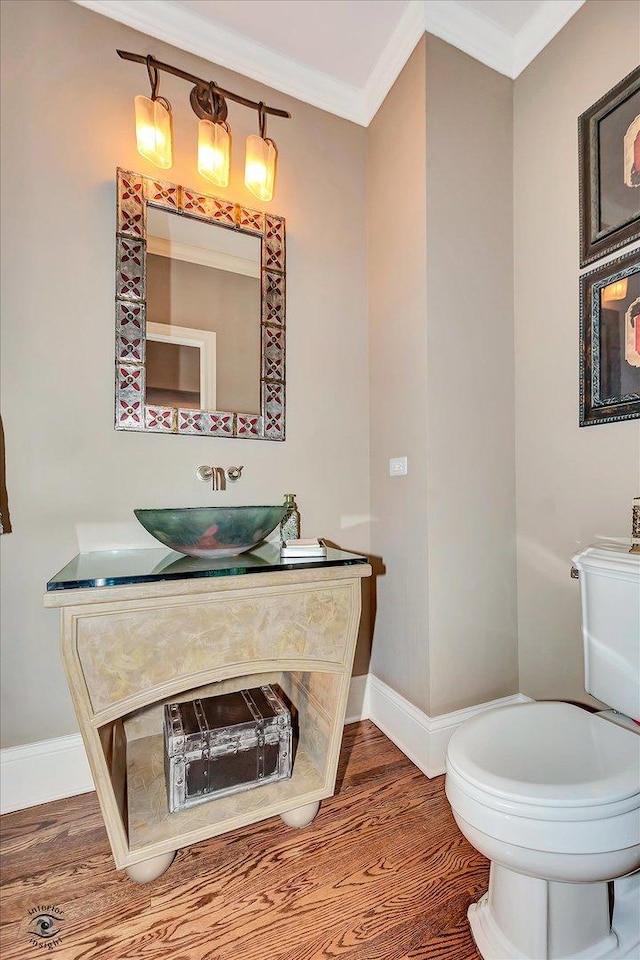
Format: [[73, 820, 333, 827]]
[[125, 851, 176, 883], [280, 800, 321, 829]]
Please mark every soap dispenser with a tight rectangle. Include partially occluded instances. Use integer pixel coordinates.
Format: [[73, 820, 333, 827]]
[[280, 494, 300, 544]]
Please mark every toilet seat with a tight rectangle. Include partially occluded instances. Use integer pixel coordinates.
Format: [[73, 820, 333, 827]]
[[445, 701, 640, 862], [446, 701, 640, 810]]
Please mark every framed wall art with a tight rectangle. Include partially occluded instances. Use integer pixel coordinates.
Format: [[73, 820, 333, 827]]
[[579, 65, 640, 266], [579, 248, 640, 426]]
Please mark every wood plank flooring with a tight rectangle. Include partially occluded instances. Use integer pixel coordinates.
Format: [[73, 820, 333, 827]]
[[0, 721, 486, 960]]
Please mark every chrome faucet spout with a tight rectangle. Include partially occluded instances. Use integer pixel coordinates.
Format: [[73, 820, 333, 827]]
[[196, 464, 236, 491], [212, 467, 226, 491]]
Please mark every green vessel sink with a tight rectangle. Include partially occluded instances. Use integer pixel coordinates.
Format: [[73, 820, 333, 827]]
[[134, 505, 287, 559]]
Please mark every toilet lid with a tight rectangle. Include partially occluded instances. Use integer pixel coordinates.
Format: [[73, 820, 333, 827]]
[[446, 702, 640, 807]]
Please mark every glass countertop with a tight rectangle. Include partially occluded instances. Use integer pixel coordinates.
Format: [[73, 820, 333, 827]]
[[47, 543, 369, 591]]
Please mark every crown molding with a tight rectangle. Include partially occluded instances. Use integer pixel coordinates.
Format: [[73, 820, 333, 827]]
[[361, 0, 427, 125], [422, 0, 515, 77], [419, 0, 585, 81], [147, 236, 260, 278], [75, 0, 586, 127], [74, 0, 365, 123], [513, 0, 585, 77]]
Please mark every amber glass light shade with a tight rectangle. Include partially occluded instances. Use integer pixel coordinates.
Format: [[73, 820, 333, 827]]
[[602, 278, 629, 302], [134, 95, 173, 169], [244, 135, 277, 202], [197, 119, 231, 187]]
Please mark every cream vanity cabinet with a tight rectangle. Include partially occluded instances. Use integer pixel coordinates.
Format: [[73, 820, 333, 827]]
[[45, 546, 371, 882]]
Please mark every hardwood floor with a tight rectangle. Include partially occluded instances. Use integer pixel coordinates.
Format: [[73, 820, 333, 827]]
[[0, 721, 487, 960]]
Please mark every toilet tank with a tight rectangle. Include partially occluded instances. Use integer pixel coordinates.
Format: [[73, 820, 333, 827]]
[[572, 542, 640, 719]]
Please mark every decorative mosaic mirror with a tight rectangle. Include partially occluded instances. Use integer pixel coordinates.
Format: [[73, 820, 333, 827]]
[[115, 168, 286, 439]]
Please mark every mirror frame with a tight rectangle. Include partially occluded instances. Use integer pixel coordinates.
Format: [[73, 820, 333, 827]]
[[115, 168, 286, 440]]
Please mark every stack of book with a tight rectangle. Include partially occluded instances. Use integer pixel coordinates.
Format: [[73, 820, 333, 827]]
[[280, 538, 327, 559]]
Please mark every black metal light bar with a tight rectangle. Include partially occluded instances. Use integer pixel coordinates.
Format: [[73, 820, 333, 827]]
[[117, 49, 292, 121]]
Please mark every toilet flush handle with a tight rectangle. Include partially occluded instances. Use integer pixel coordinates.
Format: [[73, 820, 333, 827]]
[[570, 565, 580, 579]]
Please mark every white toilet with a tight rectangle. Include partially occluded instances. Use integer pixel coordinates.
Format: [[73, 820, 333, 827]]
[[445, 542, 640, 960]]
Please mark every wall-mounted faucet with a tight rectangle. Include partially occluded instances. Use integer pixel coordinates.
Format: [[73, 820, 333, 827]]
[[196, 465, 244, 490]]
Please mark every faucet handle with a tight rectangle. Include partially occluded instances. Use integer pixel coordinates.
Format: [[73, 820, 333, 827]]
[[196, 465, 213, 482], [226, 466, 244, 482]]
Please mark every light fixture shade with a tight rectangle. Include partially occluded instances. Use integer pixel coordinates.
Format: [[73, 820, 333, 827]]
[[134, 94, 172, 169], [197, 119, 231, 187], [244, 135, 277, 202]]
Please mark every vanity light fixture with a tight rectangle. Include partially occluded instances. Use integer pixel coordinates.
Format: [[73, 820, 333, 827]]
[[244, 104, 278, 202], [197, 83, 231, 188], [118, 50, 290, 200], [134, 56, 173, 169]]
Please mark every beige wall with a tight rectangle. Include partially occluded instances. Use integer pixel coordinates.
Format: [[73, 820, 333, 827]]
[[2, 0, 635, 753], [368, 40, 431, 711], [424, 36, 518, 715], [0, 0, 369, 748], [368, 36, 518, 715], [513, 0, 640, 706]]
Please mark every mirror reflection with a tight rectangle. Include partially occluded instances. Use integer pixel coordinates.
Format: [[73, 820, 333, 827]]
[[146, 208, 261, 414]]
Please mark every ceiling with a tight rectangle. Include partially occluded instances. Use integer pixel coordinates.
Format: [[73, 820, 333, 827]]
[[76, 0, 585, 125]]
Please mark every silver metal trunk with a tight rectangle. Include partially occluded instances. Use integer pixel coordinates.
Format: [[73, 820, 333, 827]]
[[164, 685, 292, 813]]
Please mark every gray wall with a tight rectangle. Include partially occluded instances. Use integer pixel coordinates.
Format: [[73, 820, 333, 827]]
[[368, 40, 431, 711], [424, 35, 518, 715], [368, 35, 518, 716], [2, 0, 636, 753], [0, 0, 370, 748], [513, 0, 640, 705]]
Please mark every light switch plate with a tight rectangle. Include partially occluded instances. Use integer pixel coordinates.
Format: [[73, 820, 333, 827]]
[[389, 456, 408, 477]]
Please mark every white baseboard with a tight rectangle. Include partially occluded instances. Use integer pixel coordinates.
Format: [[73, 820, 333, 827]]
[[366, 674, 531, 778], [0, 733, 94, 814], [0, 675, 529, 814], [344, 673, 370, 725]]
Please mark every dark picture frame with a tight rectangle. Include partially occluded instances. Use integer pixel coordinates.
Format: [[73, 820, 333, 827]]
[[579, 248, 640, 427], [579, 66, 640, 267]]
